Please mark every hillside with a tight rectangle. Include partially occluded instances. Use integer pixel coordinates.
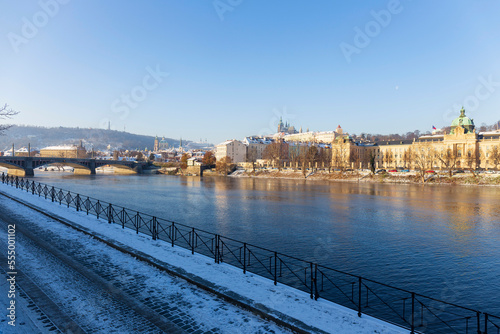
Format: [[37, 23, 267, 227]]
[[0, 125, 180, 152]]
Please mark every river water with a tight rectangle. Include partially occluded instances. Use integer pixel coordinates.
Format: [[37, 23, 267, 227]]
[[28, 172, 500, 316]]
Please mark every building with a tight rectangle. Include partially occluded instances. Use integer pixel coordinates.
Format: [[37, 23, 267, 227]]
[[215, 140, 247, 163], [154, 136, 170, 151], [40, 142, 87, 159], [277, 117, 298, 134], [283, 130, 337, 144], [330, 108, 500, 171], [243, 137, 272, 162]]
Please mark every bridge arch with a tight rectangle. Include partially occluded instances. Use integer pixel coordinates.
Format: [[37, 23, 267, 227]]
[[95, 162, 141, 174], [35, 162, 94, 175], [0, 162, 28, 176]]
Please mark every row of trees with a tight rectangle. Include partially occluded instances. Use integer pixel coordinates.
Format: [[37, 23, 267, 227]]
[[382, 143, 500, 182], [262, 141, 332, 172]]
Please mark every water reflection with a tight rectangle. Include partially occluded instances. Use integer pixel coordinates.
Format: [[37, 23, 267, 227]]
[[28, 173, 500, 314]]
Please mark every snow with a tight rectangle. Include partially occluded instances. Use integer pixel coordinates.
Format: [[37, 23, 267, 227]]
[[217, 140, 241, 146], [0, 184, 408, 334], [40, 145, 79, 151], [0, 271, 49, 334]]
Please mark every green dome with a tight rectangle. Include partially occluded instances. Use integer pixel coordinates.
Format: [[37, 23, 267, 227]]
[[450, 107, 475, 134]]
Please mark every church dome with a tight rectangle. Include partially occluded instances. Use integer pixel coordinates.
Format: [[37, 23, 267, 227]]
[[450, 107, 475, 134]]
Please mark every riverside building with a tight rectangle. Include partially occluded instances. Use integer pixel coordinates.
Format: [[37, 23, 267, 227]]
[[331, 108, 500, 170]]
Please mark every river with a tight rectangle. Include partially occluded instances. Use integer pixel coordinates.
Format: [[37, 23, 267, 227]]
[[26, 172, 500, 316]]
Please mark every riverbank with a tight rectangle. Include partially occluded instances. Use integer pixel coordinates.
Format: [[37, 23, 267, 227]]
[[0, 183, 407, 334], [228, 169, 500, 186]]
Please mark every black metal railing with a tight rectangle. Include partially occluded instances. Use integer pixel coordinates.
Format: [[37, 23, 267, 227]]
[[1, 172, 497, 334]]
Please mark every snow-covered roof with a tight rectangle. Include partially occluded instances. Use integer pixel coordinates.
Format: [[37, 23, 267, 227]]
[[216, 140, 243, 146], [479, 130, 500, 135], [419, 134, 444, 138], [41, 145, 82, 151], [243, 137, 273, 145]]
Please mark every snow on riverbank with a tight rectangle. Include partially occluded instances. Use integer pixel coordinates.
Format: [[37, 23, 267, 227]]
[[0, 184, 408, 334]]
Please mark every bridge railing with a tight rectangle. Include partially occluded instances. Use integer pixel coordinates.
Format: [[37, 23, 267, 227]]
[[1, 173, 497, 334]]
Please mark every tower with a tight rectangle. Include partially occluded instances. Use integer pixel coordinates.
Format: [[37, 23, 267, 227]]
[[154, 136, 159, 151]]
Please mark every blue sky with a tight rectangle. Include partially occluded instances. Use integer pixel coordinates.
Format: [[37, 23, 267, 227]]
[[1, 0, 500, 145]]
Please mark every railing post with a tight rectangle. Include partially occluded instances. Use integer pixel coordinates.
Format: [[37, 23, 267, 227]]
[[241, 243, 246, 273], [216, 234, 220, 263], [477, 311, 481, 334], [309, 262, 314, 299], [135, 212, 139, 234], [191, 227, 195, 254], [314, 263, 319, 300], [274, 252, 277, 285], [358, 277, 362, 317], [108, 204, 112, 224], [1, 172, 4, 183], [76, 194, 81, 211], [31, 181, 35, 194], [86, 197, 89, 214], [152, 217, 157, 240], [51, 186, 55, 202], [96, 200, 100, 219], [15, 176, 19, 188], [171, 222, 175, 247], [121, 208, 125, 229], [485, 313, 488, 334], [215, 235, 219, 263], [411, 292, 415, 334]]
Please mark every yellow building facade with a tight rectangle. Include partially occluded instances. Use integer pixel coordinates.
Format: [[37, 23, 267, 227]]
[[40, 144, 88, 159], [331, 108, 500, 171]]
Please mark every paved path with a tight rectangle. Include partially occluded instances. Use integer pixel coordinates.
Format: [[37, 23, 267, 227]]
[[0, 194, 291, 333]]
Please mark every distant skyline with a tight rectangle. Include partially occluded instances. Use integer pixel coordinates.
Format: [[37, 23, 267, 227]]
[[1, 1, 500, 144]]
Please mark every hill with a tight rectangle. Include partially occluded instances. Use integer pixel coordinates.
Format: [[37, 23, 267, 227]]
[[0, 125, 180, 152]]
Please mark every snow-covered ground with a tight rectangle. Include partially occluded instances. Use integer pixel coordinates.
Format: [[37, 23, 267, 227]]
[[0, 184, 408, 334]]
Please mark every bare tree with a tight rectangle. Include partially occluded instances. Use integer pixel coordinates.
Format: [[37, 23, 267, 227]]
[[288, 144, 301, 170], [383, 150, 394, 169], [263, 141, 288, 170], [489, 145, 500, 170], [350, 148, 361, 170], [465, 149, 478, 176], [435, 147, 458, 176], [331, 139, 351, 172], [402, 148, 412, 169], [0, 104, 20, 134], [411, 142, 436, 183], [216, 156, 234, 175], [202, 151, 216, 166]]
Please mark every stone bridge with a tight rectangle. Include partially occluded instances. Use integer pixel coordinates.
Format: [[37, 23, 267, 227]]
[[0, 156, 148, 176]]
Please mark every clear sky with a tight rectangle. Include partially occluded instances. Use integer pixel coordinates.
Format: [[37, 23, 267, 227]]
[[1, 0, 500, 145]]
